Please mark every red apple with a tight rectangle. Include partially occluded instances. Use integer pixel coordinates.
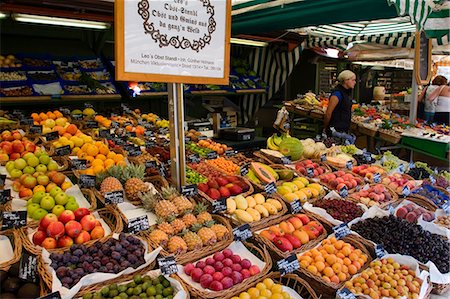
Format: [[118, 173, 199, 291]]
[[65, 220, 82, 238], [24, 142, 36, 153], [32, 230, 47, 246], [74, 230, 91, 244], [90, 226, 105, 240], [58, 210, 75, 224], [46, 221, 65, 238], [40, 213, 58, 230], [19, 188, 33, 198], [11, 140, 24, 153], [12, 131, 22, 140], [1, 142, 13, 154], [73, 208, 91, 221], [41, 237, 57, 249], [9, 152, 20, 160], [295, 214, 310, 225], [80, 215, 97, 231], [57, 235, 74, 248]]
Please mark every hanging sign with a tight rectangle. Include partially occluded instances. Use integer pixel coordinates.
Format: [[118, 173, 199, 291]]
[[115, 0, 231, 84], [415, 31, 432, 85]]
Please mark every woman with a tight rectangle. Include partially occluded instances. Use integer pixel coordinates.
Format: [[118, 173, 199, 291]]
[[324, 70, 357, 134], [418, 75, 447, 122], [434, 81, 450, 124]]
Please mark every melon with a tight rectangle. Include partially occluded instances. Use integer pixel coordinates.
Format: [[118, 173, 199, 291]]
[[278, 137, 303, 160]]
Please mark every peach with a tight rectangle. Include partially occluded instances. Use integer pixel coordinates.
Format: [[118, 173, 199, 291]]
[[75, 230, 91, 244], [65, 220, 82, 238], [46, 221, 65, 238], [90, 225, 105, 240], [41, 237, 57, 249]]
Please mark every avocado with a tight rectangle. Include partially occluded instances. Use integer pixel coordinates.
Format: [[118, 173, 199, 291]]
[[18, 283, 40, 299]]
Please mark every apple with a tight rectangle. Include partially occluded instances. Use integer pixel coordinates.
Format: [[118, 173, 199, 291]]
[[35, 164, 47, 173], [19, 188, 33, 198], [49, 187, 63, 198], [9, 152, 20, 160], [80, 215, 97, 231], [32, 230, 47, 246], [65, 220, 82, 238], [295, 214, 310, 225], [26, 156, 40, 167], [37, 175, 49, 186], [39, 155, 51, 165], [90, 225, 105, 240], [54, 192, 68, 206], [12, 140, 24, 153], [51, 172, 66, 186], [47, 161, 59, 171], [0, 153, 8, 162], [31, 191, 46, 204], [12, 180, 21, 192], [57, 235, 74, 248], [27, 203, 41, 217], [40, 213, 59, 230], [22, 166, 35, 175], [46, 221, 65, 238], [5, 161, 15, 172], [22, 176, 37, 189], [10, 169, 23, 179], [25, 142, 36, 153], [51, 205, 65, 217], [58, 210, 75, 224], [75, 230, 91, 244], [12, 131, 22, 140], [74, 208, 91, 221], [40, 195, 55, 211], [41, 237, 57, 249], [1, 142, 13, 154], [65, 201, 79, 211]]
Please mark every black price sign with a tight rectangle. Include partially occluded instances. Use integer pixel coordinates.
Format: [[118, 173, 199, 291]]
[[30, 125, 42, 134], [188, 154, 201, 164], [104, 190, 125, 205], [126, 131, 137, 137], [159, 127, 169, 135], [206, 152, 218, 160], [158, 256, 178, 275], [59, 108, 71, 115], [264, 182, 277, 195], [333, 223, 351, 239], [415, 31, 432, 85], [128, 146, 142, 157], [55, 145, 71, 156], [277, 254, 299, 276], [19, 253, 38, 283], [212, 198, 227, 213], [336, 288, 356, 299], [375, 244, 386, 259], [85, 120, 98, 129], [181, 184, 198, 197], [289, 199, 302, 214], [127, 215, 150, 234], [111, 121, 119, 128], [240, 164, 250, 176], [159, 163, 168, 177], [22, 118, 34, 126], [339, 185, 348, 198], [0, 174, 6, 187], [38, 291, 62, 299], [402, 185, 410, 197], [71, 159, 87, 170], [364, 152, 372, 162], [197, 135, 207, 140], [84, 103, 94, 108], [373, 173, 381, 184], [398, 164, 405, 173], [320, 154, 327, 162], [0, 189, 11, 204], [145, 130, 154, 137], [71, 114, 83, 121], [79, 174, 96, 188], [45, 131, 59, 141], [346, 161, 353, 170], [306, 167, 314, 178], [145, 160, 158, 169], [2, 211, 27, 230], [280, 156, 291, 165], [225, 150, 236, 157], [233, 224, 253, 241]]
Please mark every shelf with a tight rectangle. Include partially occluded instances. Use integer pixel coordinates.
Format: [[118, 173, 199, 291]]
[[236, 89, 267, 94], [1, 94, 122, 104]]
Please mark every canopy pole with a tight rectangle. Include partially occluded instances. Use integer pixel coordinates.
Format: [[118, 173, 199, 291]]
[[409, 74, 419, 123]]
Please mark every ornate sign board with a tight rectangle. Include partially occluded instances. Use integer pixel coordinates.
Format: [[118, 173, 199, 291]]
[[414, 31, 432, 85], [115, 0, 231, 84]]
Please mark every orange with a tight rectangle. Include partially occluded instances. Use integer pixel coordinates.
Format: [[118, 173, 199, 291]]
[[95, 154, 106, 161], [125, 125, 133, 132], [329, 237, 337, 244], [343, 258, 352, 266], [47, 112, 56, 119], [81, 143, 90, 152], [341, 246, 352, 257], [335, 240, 345, 250], [86, 145, 99, 156], [31, 113, 39, 121], [326, 255, 337, 265], [54, 111, 63, 118], [314, 255, 325, 263], [33, 185, 46, 193], [116, 160, 126, 167], [300, 260, 310, 268], [113, 154, 124, 163], [332, 263, 342, 273], [94, 141, 104, 148], [322, 276, 331, 283], [104, 159, 115, 169], [91, 159, 104, 167], [349, 253, 359, 262], [84, 168, 95, 175], [77, 151, 87, 159], [107, 151, 116, 159], [352, 261, 362, 270], [99, 145, 109, 155], [93, 165, 104, 174], [39, 112, 48, 120]]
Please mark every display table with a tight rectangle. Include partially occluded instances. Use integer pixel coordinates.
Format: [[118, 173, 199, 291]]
[[213, 136, 267, 151], [401, 136, 450, 161]]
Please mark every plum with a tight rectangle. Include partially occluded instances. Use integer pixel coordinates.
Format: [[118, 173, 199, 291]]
[[200, 274, 213, 288]]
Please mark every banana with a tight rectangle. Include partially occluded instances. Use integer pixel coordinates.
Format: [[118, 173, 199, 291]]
[[273, 134, 282, 146], [266, 136, 279, 150]]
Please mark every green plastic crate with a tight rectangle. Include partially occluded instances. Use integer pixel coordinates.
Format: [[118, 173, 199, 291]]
[[401, 136, 450, 160]]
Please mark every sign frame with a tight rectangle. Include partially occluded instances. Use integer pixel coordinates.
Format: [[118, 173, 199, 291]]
[[115, 0, 231, 85], [414, 31, 432, 85]]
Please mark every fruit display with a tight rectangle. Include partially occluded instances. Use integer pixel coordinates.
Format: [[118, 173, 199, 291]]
[[48, 233, 147, 288], [226, 193, 285, 225], [382, 174, 419, 194], [31, 208, 105, 249], [258, 214, 325, 254], [266, 134, 305, 161], [186, 142, 214, 157], [277, 177, 324, 203], [30, 110, 77, 135], [374, 151, 408, 172], [318, 171, 364, 192], [186, 167, 208, 184], [197, 139, 230, 155], [351, 215, 449, 273], [313, 199, 364, 223], [141, 186, 194, 220], [349, 184, 395, 207], [299, 138, 328, 160], [293, 159, 329, 178], [0, 261, 42, 299], [77, 142, 126, 175], [395, 202, 436, 223], [245, 162, 279, 185], [412, 184, 449, 209], [206, 157, 240, 175], [339, 145, 358, 155], [0, 135, 38, 163], [353, 153, 376, 165], [435, 215, 450, 229], [0, 54, 21, 68], [343, 257, 425, 299], [351, 164, 386, 181], [230, 277, 294, 299], [298, 236, 369, 285]]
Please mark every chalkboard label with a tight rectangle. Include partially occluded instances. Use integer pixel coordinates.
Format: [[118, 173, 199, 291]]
[[0, 174, 6, 187], [145, 130, 154, 137], [158, 256, 178, 275], [59, 108, 71, 115], [306, 167, 314, 178], [346, 161, 353, 170], [2, 211, 27, 230], [19, 253, 38, 283], [45, 131, 59, 141], [333, 223, 351, 239], [30, 125, 42, 134], [264, 182, 277, 195], [336, 287, 356, 299], [417, 31, 431, 84], [85, 120, 98, 129], [159, 163, 168, 177], [212, 198, 227, 213], [398, 164, 405, 173], [99, 129, 110, 138], [55, 145, 71, 156], [277, 254, 300, 276], [240, 164, 249, 176], [71, 114, 83, 121], [280, 156, 291, 165], [111, 121, 119, 128], [402, 186, 410, 197], [233, 224, 253, 241], [104, 190, 125, 205], [38, 291, 62, 299], [127, 146, 142, 157], [79, 174, 96, 188], [71, 159, 87, 170], [197, 135, 207, 140], [339, 185, 348, 198], [289, 199, 302, 214], [364, 152, 372, 162], [181, 184, 198, 197], [0, 189, 11, 204], [225, 150, 236, 157], [84, 103, 94, 108], [127, 215, 150, 234], [22, 118, 34, 126], [375, 244, 386, 259], [159, 127, 169, 135], [373, 173, 381, 184], [145, 160, 158, 169], [320, 154, 327, 162], [188, 154, 201, 164], [206, 151, 218, 160]]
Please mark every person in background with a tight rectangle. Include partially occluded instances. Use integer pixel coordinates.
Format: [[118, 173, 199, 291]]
[[434, 80, 450, 124], [324, 70, 357, 134], [418, 75, 448, 122]]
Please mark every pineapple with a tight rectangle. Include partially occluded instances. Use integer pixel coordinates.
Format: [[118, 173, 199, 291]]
[[195, 203, 213, 225], [100, 177, 123, 195], [211, 224, 229, 240], [170, 218, 186, 234], [148, 229, 169, 247], [97, 165, 125, 184], [141, 191, 178, 220], [161, 186, 178, 200], [182, 228, 203, 250], [182, 213, 197, 228], [167, 236, 188, 254], [123, 164, 149, 202], [197, 224, 217, 246], [157, 220, 174, 236], [172, 195, 194, 214]]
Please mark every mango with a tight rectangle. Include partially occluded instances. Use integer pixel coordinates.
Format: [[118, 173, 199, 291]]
[[253, 193, 265, 204], [266, 199, 282, 211], [245, 196, 256, 208], [246, 208, 261, 221], [234, 195, 248, 210], [227, 197, 237, 214], [235, 210, 254, 223], [263, 202, 278, 215], [254, 204, 269, 217]]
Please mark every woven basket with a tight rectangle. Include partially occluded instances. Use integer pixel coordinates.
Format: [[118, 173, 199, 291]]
[[357, 123, 378, 137], [379, 129, 402, 144], [310, 109, 325, 119], [226, 271, 320, 299], [254, 213, 328, 259], [174, 242, 272, 299], [398, 196, 438, 212], [297, 234, 373, 298], [198, 177, 254, 205], [347, 184, 399, 209], [228, 153, 254, 167], [291, 159, 333, 177], [146, 214, 233, 265], [0, 229, 22, 271], [318, 170, 364, 194], [252, 151, 279, 165], [21, 207, 123, 256]]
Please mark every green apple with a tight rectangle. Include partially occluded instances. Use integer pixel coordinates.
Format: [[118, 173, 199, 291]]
[[5, 161, 15, 173], [54, 192, 68, 206], [49, 187, 63, 198], [23, 152, 35, 161], [39, 155, 50, 165], [10, 169, 22, 179], [26, 156, 40, 167], [27, 203, 41, 216], [51, 205, 65, 217], [23, 166, 35, 175], [32, 191, 46, 204], [32, 208, 48, 220], [67, 196, 76, 204], [14, 158, 27, 170], [65, 201, 79, 211], [34, 150, 43, 158], [47, 161, 59, 171], [40, 195, 55, 211], [36, 164, 48, 173]]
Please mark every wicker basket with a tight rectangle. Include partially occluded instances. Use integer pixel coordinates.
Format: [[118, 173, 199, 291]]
[[252, 151, 279, 165], [198, 177, 254, 205], [291, 159, 333, 177], [254, 213, 328, 259], [21, 207, 123, 256], [310, 109, 325, 120], [174, 242, 272, 299], [0, 229, 22, 271], [146, 214, 233, 264], [347, 184, 400, 209], [379, 129, 402, 144], [357, 123, 378, 137], [228, 153, 254, 167], [398, 196, 438, 212], [317, 170, 364, 194]]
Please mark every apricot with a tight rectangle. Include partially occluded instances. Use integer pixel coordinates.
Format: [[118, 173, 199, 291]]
[[323, 267, 334, 278], [326, 255, 336, 265], [330, 275, 340, 284], [315, 261, 325, 272], [307, 265, 318, 274], [348, 265, 358, 275]]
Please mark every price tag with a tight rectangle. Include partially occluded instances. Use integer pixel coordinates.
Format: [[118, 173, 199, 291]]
[[79, 174, 96, 188], [197, 135, 207, 140], [184, 136, 191, 143], [145, 160, 158, 169], [128, 146, 142, 157], [339, 185, 348, 198], [429, 175, 436, 184], [84, 103, 94, 108], [45, 131, 59, 141], [264, 182, 277, 195], [289, 199, 302, 214], [336, 287, 356, 299], [0, 189, 11, 204], [364, 152, 372, 162], [159, 163, 168, 177], [233, 224, 253, 241], [212, 198, 227, 213], [71, 114, 83, 121], [22, 118, 34, 126], [402, 185, 410, 197], [127, 215, 150, 234], [346, 161, 353, 170], [388, 204, 395, 215], [399, 164, 405, 173], [0, 174, 6, 187], [38, 291, 62, 299], [104, 190, 125, 205], [146, 140, 156, 148], [59, 108, 70, 115], [71, 159, 87, 170], [373, 173, 381, 184], [188, 154, 201, 164], [145, 130, 154, 137], [442, 201, 450, 214], [181, 184, 198, 197], [99, 129, 110, 138], [30, 125, 42, 134], [277, 254, 300, 276], [206, 152, 218, 160], [225, 150, 236, 157], [126, 131, 137, 138], [281, 156, 291, 165], [111, 121, 119, 128], [306, 167, 314, 178], [2, 211, 27, 230], [240, 164, 250, 176], [55, 145, 71, 156], [375, 244, 386, 259], [158, 256, 178, 275], [19, 253, 38, 283], [320, 154, 327, 162], [409, 162, 415, 170], [85, 120, 98, 128], [159, 127, 169, 135], [333, 223, 351, 239]]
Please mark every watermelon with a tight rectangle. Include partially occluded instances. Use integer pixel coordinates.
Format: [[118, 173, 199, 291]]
[[278, 137, 303, 161]]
